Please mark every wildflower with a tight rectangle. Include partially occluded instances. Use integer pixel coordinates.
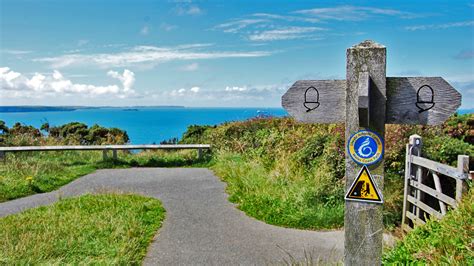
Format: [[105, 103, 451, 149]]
[[25, 176, 34, 183]]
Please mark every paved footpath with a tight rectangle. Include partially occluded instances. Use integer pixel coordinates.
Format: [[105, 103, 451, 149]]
[[0, 168, 344, 265]]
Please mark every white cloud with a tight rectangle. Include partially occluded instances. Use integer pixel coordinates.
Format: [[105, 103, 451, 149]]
[[52, 70, 63, 80], [170, 88, 186, 96], [0, 67, 22, 84], [181, 62, 199, 71], [0, 67, 136, 99], [169, 86, 200, 97], [252, 13, 320, 23], [214, 14, 323, 35], [140, 25, 150, 35], [248, 26, 325, 41], [77, 39, 89, 47], [215, 83, 289, 104], [187, 6, 202, 15], [160, 23, 178, 31], [34, 44, 272, 68], [145, 82, 290, 107], [214, 19, 268, 33], [1, 49, 33, 55], [176, 5, 203, 15], [225, 86, 247, 92], [215, 5, 418, 43], [405, 20, 474, 31], [107, 69, 135, 92], [294, 6, 413, 21]]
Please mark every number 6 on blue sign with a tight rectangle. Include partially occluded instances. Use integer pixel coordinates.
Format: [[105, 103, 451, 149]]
[[347, 130, 384, 165]]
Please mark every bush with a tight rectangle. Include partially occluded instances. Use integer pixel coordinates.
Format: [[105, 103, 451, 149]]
[[180, 125, 214, 144], [424, 136, 473, 166], [0, 121, 130, 146]]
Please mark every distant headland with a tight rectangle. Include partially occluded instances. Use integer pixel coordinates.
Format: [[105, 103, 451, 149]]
[[0, 106, 185, 113]]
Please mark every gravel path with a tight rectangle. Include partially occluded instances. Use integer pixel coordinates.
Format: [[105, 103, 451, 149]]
[[0, 168, 344, 265]]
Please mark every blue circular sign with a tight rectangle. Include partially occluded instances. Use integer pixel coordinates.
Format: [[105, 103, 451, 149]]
[[347, 130, 384, 165]]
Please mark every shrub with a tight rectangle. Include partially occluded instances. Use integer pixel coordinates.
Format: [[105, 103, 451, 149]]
[[424, 136, 474, 166], [0, 121, 130, 146]]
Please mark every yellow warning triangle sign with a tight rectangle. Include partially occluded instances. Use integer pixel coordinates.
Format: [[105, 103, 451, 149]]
[[345, 165, 383, 203]]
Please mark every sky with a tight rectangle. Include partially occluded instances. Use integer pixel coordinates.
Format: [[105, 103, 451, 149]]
[[0, 0, 473, 108]]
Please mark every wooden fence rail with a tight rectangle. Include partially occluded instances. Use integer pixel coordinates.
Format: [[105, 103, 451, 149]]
[[401, 134, 469, 231], [0, 144, 211, 161]]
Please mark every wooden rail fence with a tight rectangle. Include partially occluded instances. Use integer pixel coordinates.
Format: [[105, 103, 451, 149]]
[[402, 134, 469, 230], [0, 144, 211, 161]]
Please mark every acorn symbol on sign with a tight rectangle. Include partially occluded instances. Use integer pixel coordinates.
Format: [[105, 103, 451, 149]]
[[416, 85, 435, 113], [304, 86, 320, 112]]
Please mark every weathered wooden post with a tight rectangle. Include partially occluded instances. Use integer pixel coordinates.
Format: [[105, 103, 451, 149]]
[[282, 39, 462, 265], [402, 134, 423, 227], [344, 40, 386, 265], [198, 147, 203, 160], [456, 155, 469, 201], [112, 150, 118, 160], [102, 150, 108, 160]]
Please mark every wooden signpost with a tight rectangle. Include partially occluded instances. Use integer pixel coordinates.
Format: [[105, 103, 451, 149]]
[[282, 40, 462, 265], [283, 79, 461, 125]]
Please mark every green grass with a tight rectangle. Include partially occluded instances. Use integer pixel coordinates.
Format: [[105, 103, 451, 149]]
[[0, 149, 210, 202], [0, 193, 165, 264], [188, 115, 472, 230], [0, 151, 100, 202], [383, 188, 474, 265], [211, 152, 344, 230]]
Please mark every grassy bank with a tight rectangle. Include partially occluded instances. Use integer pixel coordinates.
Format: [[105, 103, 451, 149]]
[[212, 152, 344, 229], [181, 114, 473, 230], [0, 193, 165, 264], [0, 149, 207, 202], [383, 188, 474, 265]]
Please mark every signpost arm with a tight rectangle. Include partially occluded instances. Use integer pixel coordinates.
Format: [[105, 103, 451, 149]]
[[345, 40, 386, 265]]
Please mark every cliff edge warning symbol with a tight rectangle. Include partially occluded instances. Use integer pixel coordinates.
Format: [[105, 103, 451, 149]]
[[345, 165, 383, 204]]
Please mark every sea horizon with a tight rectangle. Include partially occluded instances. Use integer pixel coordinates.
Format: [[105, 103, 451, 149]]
[[0, 107, 288, 144], [1, 106, 472, 145], [1, 105, 473, 112]]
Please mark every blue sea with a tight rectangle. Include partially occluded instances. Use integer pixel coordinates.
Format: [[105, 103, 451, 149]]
[[1, 107, 471, 144], [0, 108, 288, 144]]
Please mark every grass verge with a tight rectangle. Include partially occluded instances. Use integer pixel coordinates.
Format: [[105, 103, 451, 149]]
[[0, 193, 165, 264], [211, 152, 344, 230], [0, 149, 210, 202], [383, 188, 473, 265]]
